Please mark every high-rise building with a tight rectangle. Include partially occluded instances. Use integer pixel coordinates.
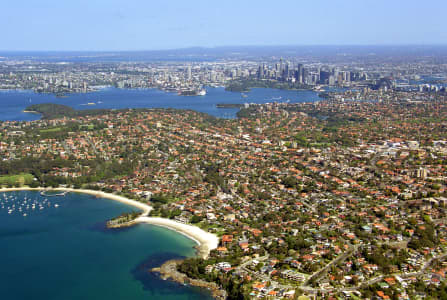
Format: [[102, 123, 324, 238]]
[[345, 71, 351, 82], [297, 64, 304, 84], [284, 62, 290, 80], [186, 66, 192, 80], [319, 70, 331, 84], [257, 64, 265, 79]]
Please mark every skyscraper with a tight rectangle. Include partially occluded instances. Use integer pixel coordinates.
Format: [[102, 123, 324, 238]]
[[258, 64, 265, 79], [186, 66, 192, 80], [297, 64, 304, 84], [284, 62, 290, 80]]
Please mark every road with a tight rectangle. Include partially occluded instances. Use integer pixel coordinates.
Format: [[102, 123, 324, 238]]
[[303, 243, 360, 286]]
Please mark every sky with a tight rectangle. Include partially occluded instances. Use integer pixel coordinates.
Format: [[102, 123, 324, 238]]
[[1, 0, 446, 51]]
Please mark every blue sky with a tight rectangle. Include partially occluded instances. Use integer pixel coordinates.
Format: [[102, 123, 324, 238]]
[[1, 0, 446, 51]]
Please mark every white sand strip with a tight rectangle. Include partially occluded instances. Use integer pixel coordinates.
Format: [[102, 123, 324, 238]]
[[59, 188, 152, 216], [136, 216, 219, 259]]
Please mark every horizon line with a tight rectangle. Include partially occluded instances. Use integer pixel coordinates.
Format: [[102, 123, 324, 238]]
[[1, 44, 447, 53]]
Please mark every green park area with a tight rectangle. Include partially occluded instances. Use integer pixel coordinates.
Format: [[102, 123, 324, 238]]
[[0, 173, 35, 187], [39, 127, 63, 133]]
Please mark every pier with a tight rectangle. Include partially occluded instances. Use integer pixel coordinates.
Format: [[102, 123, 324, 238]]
[[40, 190, 67, 197]]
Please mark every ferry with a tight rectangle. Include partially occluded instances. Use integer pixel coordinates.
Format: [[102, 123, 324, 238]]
[[178, 88, 206, 96], [267, 96, 282, 101]]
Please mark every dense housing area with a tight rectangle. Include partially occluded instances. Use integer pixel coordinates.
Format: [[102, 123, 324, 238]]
[[1, 90, 447, 299]]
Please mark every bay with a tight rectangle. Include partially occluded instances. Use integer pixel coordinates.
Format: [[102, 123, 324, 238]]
[[0, 191, 213, 300], [0, 86, 321, 121]]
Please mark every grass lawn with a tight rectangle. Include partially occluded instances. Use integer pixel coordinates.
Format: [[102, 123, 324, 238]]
[[0, 173, 35, 186], [80, 124, 94, 130], [39, 127, 62, 133]]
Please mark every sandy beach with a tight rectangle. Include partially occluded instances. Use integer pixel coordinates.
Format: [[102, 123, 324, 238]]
[[0, 187, 218, 258], [137, 216, 219, 259], [0, 187, 152, 215], [61, 188, 153, 216]]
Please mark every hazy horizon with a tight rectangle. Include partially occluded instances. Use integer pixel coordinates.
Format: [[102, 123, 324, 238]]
[[1, 44, 447, 53], [2, 45, 446, 63]]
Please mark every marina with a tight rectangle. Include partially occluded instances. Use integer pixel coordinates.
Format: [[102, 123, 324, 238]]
[[0, 191, 58, 217], [40, 190, 68, 197]]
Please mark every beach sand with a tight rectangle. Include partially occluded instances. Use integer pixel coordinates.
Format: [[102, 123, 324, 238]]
[[137, 217, 219, 259]]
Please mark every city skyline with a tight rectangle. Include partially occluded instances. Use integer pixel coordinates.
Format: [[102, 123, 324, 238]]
[[2, 0, 446, 51]]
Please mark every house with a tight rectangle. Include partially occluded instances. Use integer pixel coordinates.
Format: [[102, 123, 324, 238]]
[[281, 270, 305, 282]]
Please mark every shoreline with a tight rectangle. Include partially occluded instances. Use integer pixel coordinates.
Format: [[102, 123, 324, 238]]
[[0, 187, 152, 216], [136, 216, 219, 259], [0, 187, 218, 258]]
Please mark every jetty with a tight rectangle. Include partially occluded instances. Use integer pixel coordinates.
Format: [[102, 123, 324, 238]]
[[40, 190, 67, 197]]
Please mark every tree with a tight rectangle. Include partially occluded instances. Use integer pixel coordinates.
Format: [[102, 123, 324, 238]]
[[191, 215, 203, 223]]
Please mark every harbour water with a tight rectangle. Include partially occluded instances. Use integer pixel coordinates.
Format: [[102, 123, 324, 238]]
[[0, 191, 213, 300], [0, 86, 321, 121]]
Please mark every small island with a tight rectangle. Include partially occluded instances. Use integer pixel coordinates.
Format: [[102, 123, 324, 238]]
[[215, 103, 245, 109]]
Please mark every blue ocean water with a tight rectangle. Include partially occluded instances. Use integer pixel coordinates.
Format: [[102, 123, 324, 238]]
[[0, 87, 320, 121], [0, 191, 213, 300]]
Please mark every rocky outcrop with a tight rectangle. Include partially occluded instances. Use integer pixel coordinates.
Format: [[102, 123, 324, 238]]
[[151, 259, 227, 300]]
